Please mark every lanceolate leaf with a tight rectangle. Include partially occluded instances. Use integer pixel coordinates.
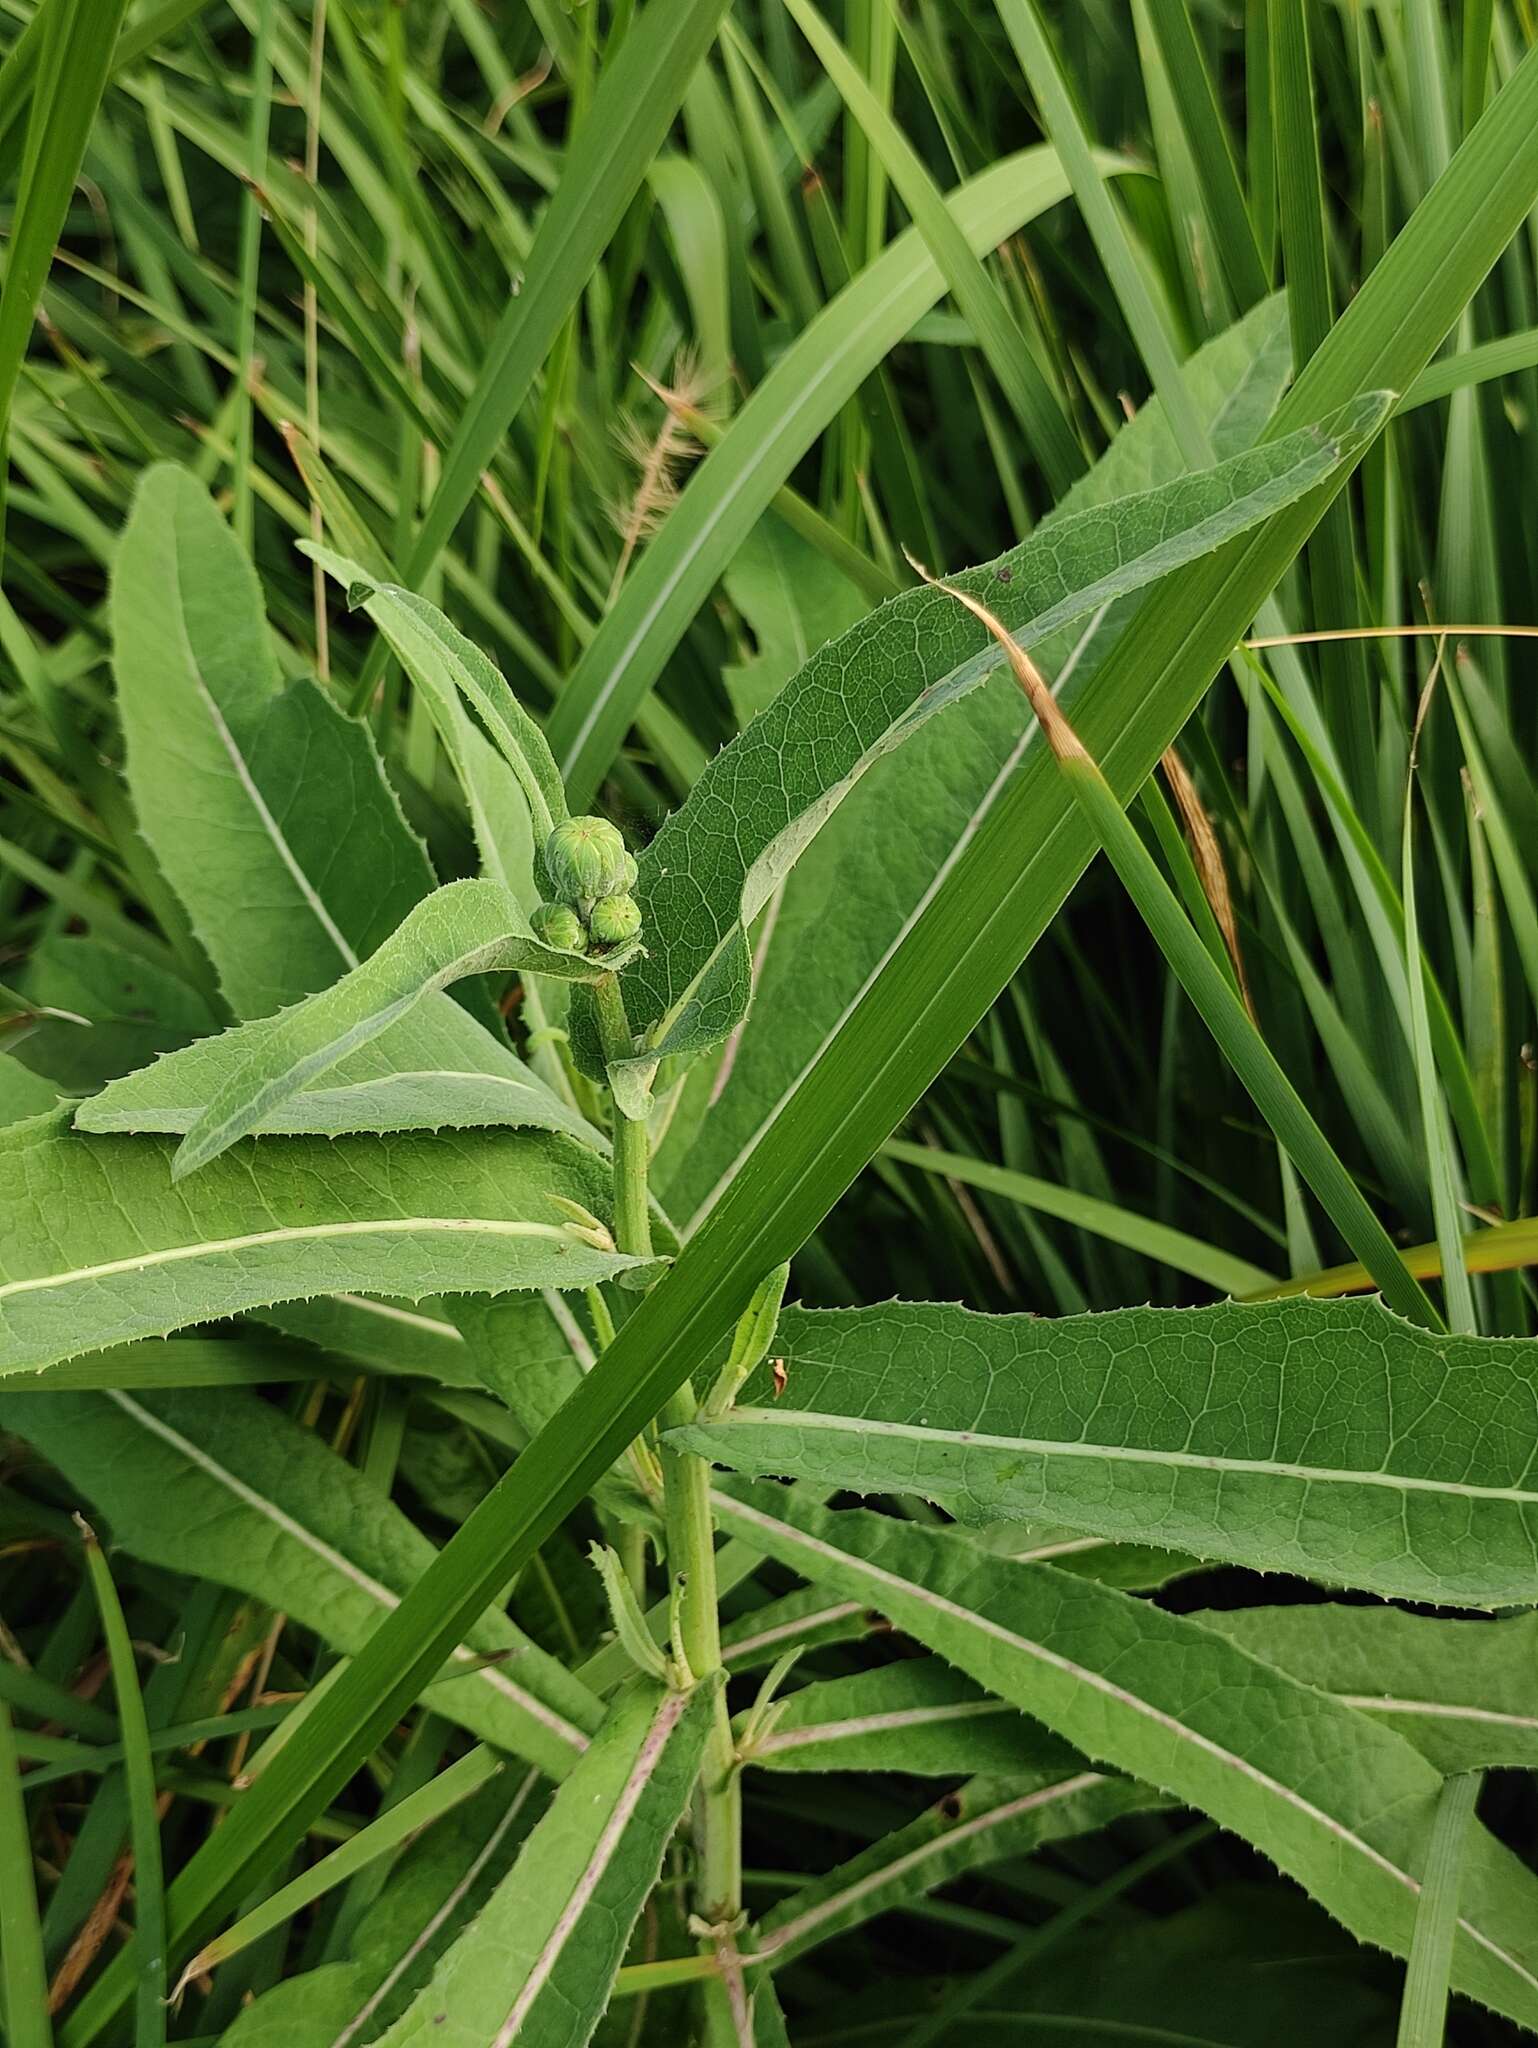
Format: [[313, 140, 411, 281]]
[[715, 1524, 1194, 1678], [111, 467, 566, 1139], [672, 1297, 1538, 1607], [601, 398, 1387, 1090], [11, 939, 207, 1091], [661, 296, 1294, 1226], [450, 1296, 655, 1525], [304, 547, 568, 846], [736, 1659, 1070, 1777], [373, 1680, 714, 2047], [752, 1767, 1156, 1969], [0, 1112, 634, 1374], [3, 1388, 602, 1778], [721, 515, 870, 727], [100, 880, 636, 1180], [1214, 1607, 1538, 1775], [75, 1016, 595, 1151], [112, 465, 433, 1018], [709, 1482, 1538, 2027]]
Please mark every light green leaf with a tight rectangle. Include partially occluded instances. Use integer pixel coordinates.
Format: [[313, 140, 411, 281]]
[[374, 1679, 714, 2048], [964, 1523, 1205, 1591], [752, 1766, 1156, 1969], [673, 1297, 1538, 1608], [709, 1482, 1538, 2028], [112, 466, 566, 1142], [2, 1387, 602, 1780], [715, 1526, 1197, 1682], [736, 1659, 1069, 1777], [602, 397, 1387, 1089], [255, 1294, 473, 1384], [113, 466, 434, 1018], [661, 296, 1293, 1223], [1214, 1607, 1538, 1775], [0, 1054, 61, 1126], [0, 1111, 635, 1374], [305, 545, 568, 847], [128, 879, 636, 1180], [718, 1586, 878, 1673], [76, 1010, 596, 1153], [449, 1296, 655, 1525]]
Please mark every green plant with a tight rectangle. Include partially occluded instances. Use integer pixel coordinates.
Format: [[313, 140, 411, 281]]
[[2, 4, 1538, 2046]]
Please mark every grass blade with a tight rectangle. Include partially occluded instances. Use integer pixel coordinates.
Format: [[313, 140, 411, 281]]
[[1396, 1774, 1483, 2048], [0, 1702, 52, 2048], [77, 1521, 166, 2048], [402, 0, 731, 590]]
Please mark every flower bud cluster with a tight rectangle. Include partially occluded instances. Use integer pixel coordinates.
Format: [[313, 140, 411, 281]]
[[531, 816, 641, 955]]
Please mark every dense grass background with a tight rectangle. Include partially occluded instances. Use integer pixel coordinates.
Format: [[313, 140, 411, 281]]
[[2, 0, 1537, 2040]]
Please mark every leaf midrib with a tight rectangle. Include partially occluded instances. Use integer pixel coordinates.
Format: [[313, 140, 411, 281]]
[[712, 1407, 1538, 1510], [0, 1216, 574, 1303]]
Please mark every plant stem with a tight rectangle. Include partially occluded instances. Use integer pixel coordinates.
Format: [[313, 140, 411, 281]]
[[591, 973, 653, 1259], [660, 1381, 739, 1925], [592, 967, 740, 1941]]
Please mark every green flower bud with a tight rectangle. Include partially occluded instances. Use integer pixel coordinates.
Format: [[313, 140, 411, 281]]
[[544, 815, 630, 903], [530, 901, 588, 953], [588, 892, 642, 945]]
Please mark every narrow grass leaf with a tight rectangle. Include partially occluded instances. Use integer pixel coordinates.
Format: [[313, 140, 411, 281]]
[[881, 1137, 1277, 1294], [0, 1702, 52, 2048], [0, 0, 131, 463], [784, 0, 1082, 491], [178, 1748, 503, 1991], [403, 0, 732, 588], [1396, 1774, 1483, 2048], [77, 1520, 165, 2047]]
